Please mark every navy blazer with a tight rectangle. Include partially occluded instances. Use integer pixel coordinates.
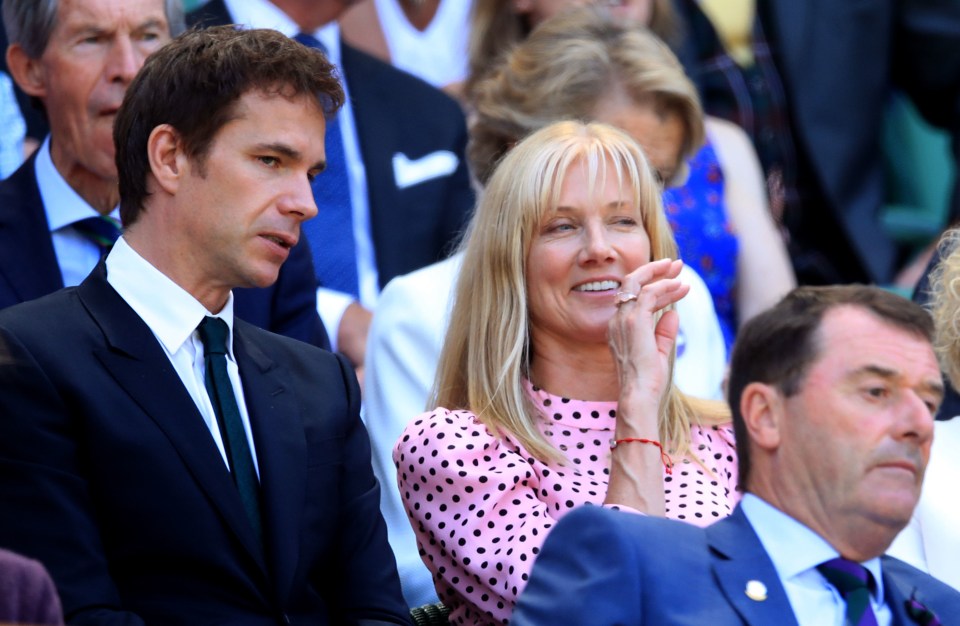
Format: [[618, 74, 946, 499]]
[[512, 505, 960, 625], [0, 155, 330, 349], [188, 0, 476, 288], [0, 265, 409, 625]]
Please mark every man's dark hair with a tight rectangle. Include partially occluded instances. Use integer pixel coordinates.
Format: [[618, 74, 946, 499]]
[[114, 26, 345, 225], [727, 285, 934, 490]]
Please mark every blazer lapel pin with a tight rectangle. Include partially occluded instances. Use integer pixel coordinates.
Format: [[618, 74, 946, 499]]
[[905, 591, 941, 626], [745, 580, 767, 602]]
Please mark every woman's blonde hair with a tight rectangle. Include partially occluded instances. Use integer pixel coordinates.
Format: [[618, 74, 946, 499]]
[[432, 120, 724, 463], [465, 0, 679, 102], [928, 228, 960, 389], [468, 5, 704, 187]]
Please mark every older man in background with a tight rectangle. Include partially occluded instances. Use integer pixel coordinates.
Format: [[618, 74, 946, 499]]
[[0, 0, 330, 348]]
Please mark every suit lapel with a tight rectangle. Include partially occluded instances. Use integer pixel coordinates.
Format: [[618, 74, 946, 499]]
[[707, 506, 801, 626], [882, 562, 922, 626], [0, 156, 65, 304], [233, 325, 305, 603], [76, 266, 267, 570]]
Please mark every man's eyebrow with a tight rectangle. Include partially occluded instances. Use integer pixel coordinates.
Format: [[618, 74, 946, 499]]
[[135, 18, 168, 31], [252, 142, 301, 159], [70, 18, 166, 36], [854, 364, 898, 379], [854, 364, 945, 397], [252, 142, 326, 172]]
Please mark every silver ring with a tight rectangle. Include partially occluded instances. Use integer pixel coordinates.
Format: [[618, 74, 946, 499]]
[[615, 291, 639, 305]]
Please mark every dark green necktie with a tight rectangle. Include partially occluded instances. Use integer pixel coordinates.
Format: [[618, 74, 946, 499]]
[[197, 316, 262, 541], [817, 557, 879, 626]]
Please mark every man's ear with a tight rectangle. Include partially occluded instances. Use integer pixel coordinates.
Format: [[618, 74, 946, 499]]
[[147, 124, 187, 195], [6, 44, 47, 99], [739, 382, 784, 453]]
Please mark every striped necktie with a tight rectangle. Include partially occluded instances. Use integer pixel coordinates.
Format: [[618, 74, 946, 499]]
[[817, 557, 880, 626], [73, 215, 122, 258], [292, 32, 360, 298]]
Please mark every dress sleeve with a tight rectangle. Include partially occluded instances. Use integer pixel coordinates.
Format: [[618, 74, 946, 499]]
[[393, 409, 556, 624]]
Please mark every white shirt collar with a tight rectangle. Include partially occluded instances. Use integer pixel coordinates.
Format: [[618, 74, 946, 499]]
[[34, 135, 120, 232], [741, 493, 886, 601], [105, 237, 236, 358], [222, 0, 341, 64]]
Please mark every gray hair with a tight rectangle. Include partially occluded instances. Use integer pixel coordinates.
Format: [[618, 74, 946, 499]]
[[3, 0, 186, 58]]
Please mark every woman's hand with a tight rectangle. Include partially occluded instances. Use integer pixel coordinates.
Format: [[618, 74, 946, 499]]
[[604, 258, 688, 514], [608, 258, 689, 421]]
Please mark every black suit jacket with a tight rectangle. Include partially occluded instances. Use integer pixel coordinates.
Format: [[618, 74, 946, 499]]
[[0, 155, 330, 349], [0, 265, 409, 625], [188, 0, 475, 288], [513, 505, 960, 625], [675, 0, 960, 284]]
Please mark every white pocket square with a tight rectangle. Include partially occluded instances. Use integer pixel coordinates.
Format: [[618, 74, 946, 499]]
[[392, 151, 459, 189]]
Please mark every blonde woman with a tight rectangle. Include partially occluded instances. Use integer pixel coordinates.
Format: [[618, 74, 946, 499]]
[[394, 121, 739, 624]]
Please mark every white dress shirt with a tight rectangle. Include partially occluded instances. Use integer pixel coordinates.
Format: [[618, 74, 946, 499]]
[[888, 417, 960, 591], [35, 136, 122, 287], [223, 0, 379, 350], [106, 237, 260, 476], [741, 494, 892, 626]]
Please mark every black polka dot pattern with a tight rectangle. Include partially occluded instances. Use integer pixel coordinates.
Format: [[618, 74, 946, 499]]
[[393, 380, 740, 624]]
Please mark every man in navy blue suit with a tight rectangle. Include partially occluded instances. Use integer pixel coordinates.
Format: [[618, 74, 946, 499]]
[[514, 285, 960, 625], [0, 25, 408, 625], [0, 0, 329, 349], [188, 0, 474, 377]]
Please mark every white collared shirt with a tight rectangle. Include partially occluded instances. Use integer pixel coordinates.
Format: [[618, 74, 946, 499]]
[[741, 494, 891, 626], [106, 238, 260, 476], [223, 0, 379, 350], [35, 136, 122, 287]]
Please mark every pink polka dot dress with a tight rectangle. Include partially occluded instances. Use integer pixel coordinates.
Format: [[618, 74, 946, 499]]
[[394, 380, 741, 625]]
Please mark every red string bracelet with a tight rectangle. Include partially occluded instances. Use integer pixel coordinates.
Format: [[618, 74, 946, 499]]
[[610, 437, 674, 475]]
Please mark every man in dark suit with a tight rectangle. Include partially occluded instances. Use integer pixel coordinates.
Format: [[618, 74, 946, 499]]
[[0, 0, 330, 349], [0, 25, 409, 625], [673, 0, 960, 287], [513, 285, 960, 625], [188, 0, 474, 374]]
